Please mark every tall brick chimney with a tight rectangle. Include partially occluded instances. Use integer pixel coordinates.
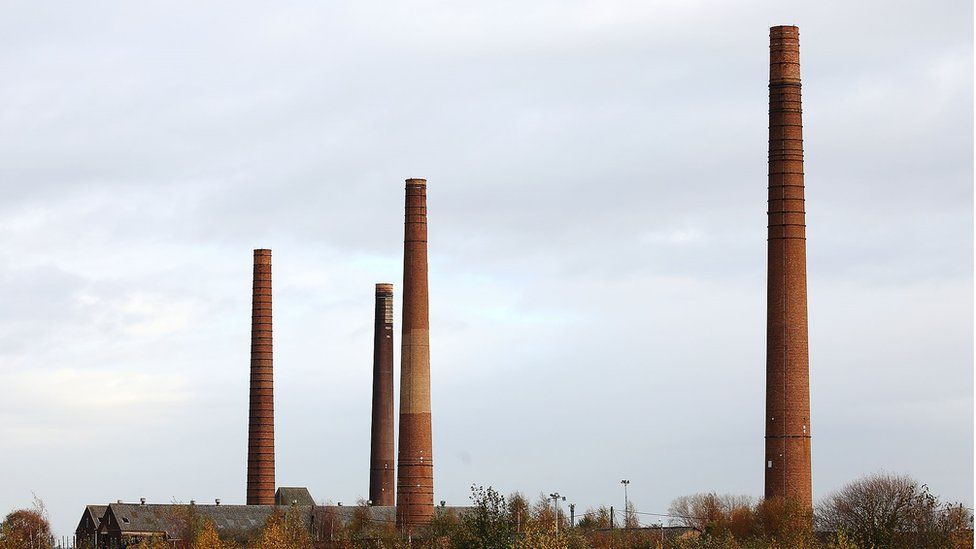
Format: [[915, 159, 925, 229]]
[[396, 178, 434, 529], [369, 283, 396, 506], [247, 248, 275, 505], [765, 25, 812, 508]]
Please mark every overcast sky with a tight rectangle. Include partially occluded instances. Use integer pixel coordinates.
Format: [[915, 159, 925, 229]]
[[0, 0, 972, 537]]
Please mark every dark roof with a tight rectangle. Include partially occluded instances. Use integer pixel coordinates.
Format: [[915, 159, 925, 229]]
[[275, 487, 315, 507], [106, 504, 289, 538], [313, 505, 470, 527], [106, 504, 185, 536], [192, 505, 283, 533], [101, 502, 473, 538], [314, 505, 396, 525], [76, 505, 108, 535], [86, 505, 107, 523]]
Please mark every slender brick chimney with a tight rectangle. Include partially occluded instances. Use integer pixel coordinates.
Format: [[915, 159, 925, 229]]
[[765, 25, 812, 508], [396, 178, 434, 529], [369, 283, 396, 506], [247, 248, 275, 505]]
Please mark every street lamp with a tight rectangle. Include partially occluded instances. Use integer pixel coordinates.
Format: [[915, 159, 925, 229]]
[[549, 492, 566, 534], [620, 480, 631, 528]]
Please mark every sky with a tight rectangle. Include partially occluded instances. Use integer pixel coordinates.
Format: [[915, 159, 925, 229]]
[[0, 0, 972, 538]]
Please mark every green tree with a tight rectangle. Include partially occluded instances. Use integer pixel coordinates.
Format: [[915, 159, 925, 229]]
[[453, 485, 514, 549]]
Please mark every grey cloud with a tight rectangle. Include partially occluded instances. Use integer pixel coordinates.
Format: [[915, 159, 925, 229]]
[[0, 0, 970, 536]]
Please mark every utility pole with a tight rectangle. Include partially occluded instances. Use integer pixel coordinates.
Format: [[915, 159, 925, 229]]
[[549, 492, 565, 534], [569, 503, 575, 529], [610, 506, 615, 549], [620, 479, 630, 528]]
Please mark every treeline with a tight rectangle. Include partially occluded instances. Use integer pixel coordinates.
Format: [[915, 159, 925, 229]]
[[2, 473, 971, 548], [665, 473, 972, 548]]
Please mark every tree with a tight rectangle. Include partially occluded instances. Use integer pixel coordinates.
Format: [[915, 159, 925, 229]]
[[454, 485, 514, 549], [666, 493, 815, 547], [623, 501, 640, 529], [753, 495, 814, 546], [347, 500, 375, 542], [127, 536, 169, 549], [258, 507, 313, 549], [817, 472, 973, 548], [0, 498, 53, 549], [531, 494, 558, 533], [574, 507, 611, 531], [668, 493, 755, 536], [514, 523, 572, 549], [427, 506, 461, 545], [193, 519, 223, 549], [507, 493, 531, 535]]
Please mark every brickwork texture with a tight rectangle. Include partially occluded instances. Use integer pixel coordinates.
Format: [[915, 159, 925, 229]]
[[765, 25, 812, 509], [247, 249, 276, 505], [396, 179, 434, 529], [369, 283, 396, 506]]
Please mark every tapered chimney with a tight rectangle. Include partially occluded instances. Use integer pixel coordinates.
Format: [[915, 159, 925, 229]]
[[765, 25, 812, 508], [396, 178, 434, 529], [369, 283, 396, 506], [247, 248, 275, 505]]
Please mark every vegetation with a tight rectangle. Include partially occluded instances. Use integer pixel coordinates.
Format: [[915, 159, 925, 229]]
[[257, 507, 313, 549], [816, 473, 973, 549], [0, 497, 52, 549], [3, 473, 970, 548]]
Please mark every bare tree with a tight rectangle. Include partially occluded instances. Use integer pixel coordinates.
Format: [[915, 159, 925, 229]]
[[667, 493, 754, 533], [816, 472, 973, 548]]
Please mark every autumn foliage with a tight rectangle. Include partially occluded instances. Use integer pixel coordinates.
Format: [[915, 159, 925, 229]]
[[3, 473, 971, 548], [0, 498, 53, 549]]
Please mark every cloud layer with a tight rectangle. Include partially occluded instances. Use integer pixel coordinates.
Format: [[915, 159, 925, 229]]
[[0, 0, 971, 536]]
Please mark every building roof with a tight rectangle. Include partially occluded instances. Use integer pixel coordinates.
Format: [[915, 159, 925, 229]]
[[314, 505, 396, 526], [313, 505, 469, 527], [275, 487, 315, 507], [95, 502, 473, 538], [103, 503, 285, 538], [75, 505, 108, 535], [85, 505, 107, 523]]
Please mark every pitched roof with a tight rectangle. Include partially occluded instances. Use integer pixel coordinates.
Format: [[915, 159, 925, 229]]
[[86, 505, 107, 523], [76, 505, 108, 535], [275, 487, 315, 507], [106, 503, 289, 538], [101, 502, 473, 538]]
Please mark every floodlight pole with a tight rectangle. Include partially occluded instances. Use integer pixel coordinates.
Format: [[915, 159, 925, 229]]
[[620, 480, 630, 528], [549, 492, 565, 534]]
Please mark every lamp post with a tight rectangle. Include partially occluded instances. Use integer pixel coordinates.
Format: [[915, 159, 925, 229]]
[[549, 493, 566, 534], [620, 480, 630, 528]]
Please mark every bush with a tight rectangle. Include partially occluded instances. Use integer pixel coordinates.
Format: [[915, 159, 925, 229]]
[[816, 472, 973, 549]]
